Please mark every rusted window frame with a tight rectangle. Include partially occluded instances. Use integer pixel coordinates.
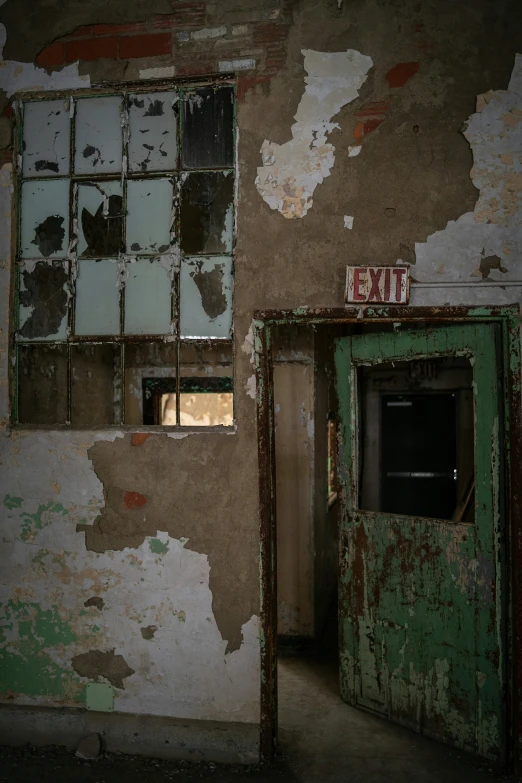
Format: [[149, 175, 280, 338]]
[[10, 75, 237, 430], [254, 305, 521, 772]]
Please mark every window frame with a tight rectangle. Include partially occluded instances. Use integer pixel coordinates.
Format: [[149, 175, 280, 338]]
[[10, 75, 237, 431]]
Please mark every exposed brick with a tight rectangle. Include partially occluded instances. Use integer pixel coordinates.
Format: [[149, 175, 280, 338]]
[[93, 22, 147, 36], [132, 433, 151, 446], [124, 491, 147, 510], [61, 25, 94, 40], [385, 62, 419, 88], [176, 60, 215, 77], [152, 3, 206, 30], [36, 41, 65, 67], [355, 101, 389, 117], [64, 36, 118, 63], [253, 23, 289, 44], [119, 32, 171, 59], [237, 74, 270, 100], [354, 117, 385, 139]]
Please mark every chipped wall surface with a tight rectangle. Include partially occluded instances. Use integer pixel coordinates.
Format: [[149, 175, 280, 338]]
[[0, 432, 259, 721], [409, 54, 522, 297], [256, 49, 373, 218], [0, 0, 521, 756]]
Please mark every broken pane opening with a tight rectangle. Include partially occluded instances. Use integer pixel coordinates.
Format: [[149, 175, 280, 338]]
[[357, 356, 475, 522]]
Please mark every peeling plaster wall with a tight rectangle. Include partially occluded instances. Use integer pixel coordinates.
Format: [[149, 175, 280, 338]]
[[255, 49, 373, 218], [0, 0, 521, 753], [408, 54, 522, 307], [0, 431, 260, 721]]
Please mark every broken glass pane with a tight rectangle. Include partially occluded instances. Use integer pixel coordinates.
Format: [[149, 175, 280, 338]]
[[124, 258, 173, 335], [124, 342, 177, 425], [18, 343, 68, 424], [180, 255, 232, 338], [77, 181, 123, 257], [22, 99, 70, 177], [126, 178, 174, 254], [128, 91, 178, 172], [74, 96, 123, 175], [71, 344, 121, 426], [180, 171, 234, 254], [182, 87, 234, 169], [20, 179, 70, 259], [18, 261, 68, 341], [74, 259, 120, 335], [175, 342, 233, 426]]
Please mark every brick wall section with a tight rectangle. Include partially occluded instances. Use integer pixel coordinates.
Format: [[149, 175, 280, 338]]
[[35, 1, 294, 98]]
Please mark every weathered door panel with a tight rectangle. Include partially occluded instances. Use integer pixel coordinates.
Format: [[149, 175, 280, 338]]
[[335, 324, 504, 760]]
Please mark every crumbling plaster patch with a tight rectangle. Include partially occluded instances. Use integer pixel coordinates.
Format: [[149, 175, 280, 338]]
[[409, 54, 522, 290], [256, 48, 373, 219], [0, 24, 89, 98], [0, 432, 260, 720], [83, 435, 258, 657]]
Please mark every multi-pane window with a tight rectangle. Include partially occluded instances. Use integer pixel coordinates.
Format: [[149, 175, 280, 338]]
[[13, 82, 235, 427]]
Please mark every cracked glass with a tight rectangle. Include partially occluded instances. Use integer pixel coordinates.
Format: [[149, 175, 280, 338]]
[[15, 84, 235, 426]]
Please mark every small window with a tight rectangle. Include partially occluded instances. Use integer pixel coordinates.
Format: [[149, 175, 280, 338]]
[[143, 377, 233, 427], [13, 83, 236, 427]]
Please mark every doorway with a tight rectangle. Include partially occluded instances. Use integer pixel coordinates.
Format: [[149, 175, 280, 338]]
[[255, 307, 521, 772]]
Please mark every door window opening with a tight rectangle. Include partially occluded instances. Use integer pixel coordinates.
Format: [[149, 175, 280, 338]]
[[358, 356, 475, 522]]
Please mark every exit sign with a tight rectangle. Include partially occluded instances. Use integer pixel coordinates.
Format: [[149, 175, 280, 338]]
[[345, 266, 409, 304]]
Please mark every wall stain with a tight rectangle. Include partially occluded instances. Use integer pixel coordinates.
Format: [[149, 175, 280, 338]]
[[71, 648, 135, 689]]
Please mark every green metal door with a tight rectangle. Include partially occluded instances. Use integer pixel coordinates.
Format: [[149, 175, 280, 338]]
[[334, 324, 505, 760]]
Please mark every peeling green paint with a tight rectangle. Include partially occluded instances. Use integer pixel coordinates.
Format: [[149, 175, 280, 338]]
[[3, 495, 23, 510], [149, 538, 169, 554], [19, 502, 68, 542], [334, 323, 504, 761], [0, 601, 85, 703]]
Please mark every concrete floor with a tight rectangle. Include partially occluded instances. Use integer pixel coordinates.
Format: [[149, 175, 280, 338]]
[[0, 655, 512, 782], [277, 655, 511, 783]]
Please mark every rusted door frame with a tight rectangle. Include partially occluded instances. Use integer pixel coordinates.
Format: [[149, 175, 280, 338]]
[[253, 305, 521, 772]]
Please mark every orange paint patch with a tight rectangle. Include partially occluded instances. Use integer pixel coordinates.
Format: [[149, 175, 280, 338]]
[[132, 433, 150, 447], [124, 491, 147, 510], [385, 62, 419, 88], [354, 117, 385, 139]]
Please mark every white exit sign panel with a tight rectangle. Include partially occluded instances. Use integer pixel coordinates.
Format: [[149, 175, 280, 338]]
[[345, 266, 409, 304]]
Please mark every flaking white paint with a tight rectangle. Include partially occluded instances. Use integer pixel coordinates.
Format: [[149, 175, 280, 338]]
[[0, 432, 260, 721], [409, 53, 522, 307], [255, 48, 373, 218], [0, 24, 89, 98], [245, 374, 256, 399]]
